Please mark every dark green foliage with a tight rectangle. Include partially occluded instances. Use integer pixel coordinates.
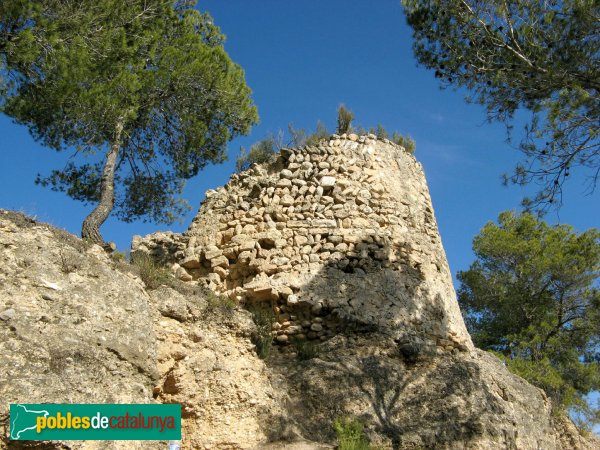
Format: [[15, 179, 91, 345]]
[[457, 211, 600, 423], [117, 173, 188, 224], [391, 132, 416, 154], [402, 0, 599, 210], [0, 0, 258, 235], [130, 252, 172, 290], [248, 304, 275, 359], [235, 135, 279, 172], [292, 338, 319, 361], [36, 163, 102, 203], [333, 416, 379, 450], [337, 104, 354, 134], [369, 124, 389, 140]]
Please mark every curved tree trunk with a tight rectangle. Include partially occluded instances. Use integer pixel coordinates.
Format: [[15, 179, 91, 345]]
[[81, 121, 123, 245]]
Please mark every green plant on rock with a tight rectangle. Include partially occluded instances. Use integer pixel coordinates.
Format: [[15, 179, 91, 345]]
[[286, 121, 331, 148], [110, 251, 128, 263], [235, 134, 279, 172], [305, 121, 330, 146], [248, 304, 275, 359], [391, 132, 416, 153], [205, 290, 236, 311], [59, 249, 78, 274], [337, 104, 354, 135], [130, 252, 172, 290], [369, 124, 389, 140], [333, 416, 379, 450], [293, 338, 319, 361]]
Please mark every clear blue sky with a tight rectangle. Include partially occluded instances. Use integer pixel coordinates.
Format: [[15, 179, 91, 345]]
[[0, 0, 597, 282], [0, 0, 598, 432]]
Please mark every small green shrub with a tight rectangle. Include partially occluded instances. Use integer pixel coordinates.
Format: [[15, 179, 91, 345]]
[[333, 416, 373, 450], [293, 338, 319, 361], [305, 120, 330, 145], [130, 252, 172, 290], [236, 135, 279, 172], [352, 124, 367, 136], [205, 291, 236, 311], [288, 121, 330, 147], [337, 104, 354, 134], [59, 249, 78, 274], [368, 124, 389, 139], [391, 132, 416, 153], [248, 304, 275, 359], [111, 250, 128, 262]]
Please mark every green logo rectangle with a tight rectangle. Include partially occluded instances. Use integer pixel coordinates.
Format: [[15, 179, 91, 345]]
[[10, 404, 181, 440]]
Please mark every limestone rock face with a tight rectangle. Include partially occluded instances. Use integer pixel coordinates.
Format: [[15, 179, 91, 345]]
[[134, 135, 473, 355], [0, 211, 295, 450], [129, 135, 600, 449], [276, 334, 593, 449], [149, 286, 287, 449], [0, 210, 160, 450]]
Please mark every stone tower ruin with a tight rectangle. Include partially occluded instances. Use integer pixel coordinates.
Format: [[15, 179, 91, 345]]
[[134, 133, 473, 354]]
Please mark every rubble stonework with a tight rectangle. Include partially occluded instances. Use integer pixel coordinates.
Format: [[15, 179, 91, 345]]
[[134, 133, 472, 353]]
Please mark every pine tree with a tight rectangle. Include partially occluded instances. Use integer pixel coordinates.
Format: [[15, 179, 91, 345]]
[[402, 0, 599, 210], [458, 211, 600, 422], [0, 0, 258, 244]]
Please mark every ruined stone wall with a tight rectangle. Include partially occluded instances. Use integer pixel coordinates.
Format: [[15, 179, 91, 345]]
[[134, 133, 472, 354]]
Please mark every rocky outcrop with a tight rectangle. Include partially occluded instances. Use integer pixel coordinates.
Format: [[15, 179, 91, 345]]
[[0, 211, 314, 450], [129, 133, 599, 449], [0, 210, 159, 450], [149, 286, 289, 449], [274, 335, 589, 449]]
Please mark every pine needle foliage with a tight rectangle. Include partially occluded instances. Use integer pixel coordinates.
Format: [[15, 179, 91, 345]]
[[458, 211, 600, 424], [0, 0, 258, 242], [402, 0, 599, 210]]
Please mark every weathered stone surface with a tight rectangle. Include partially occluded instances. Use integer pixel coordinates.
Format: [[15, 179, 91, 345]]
[[180, 255, 200, 269], [310, 323, 323, 332], [204, 247, 223, 260], [149, 287, 285, 450], [0, 308, 15, 321], [0, 210, 159, 450], [0, 210, 289, 450], [0, 204, 594, 450], [320, 176, 337, 188], [278, 334, 598, 449], [210, 255, 229, 268]]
